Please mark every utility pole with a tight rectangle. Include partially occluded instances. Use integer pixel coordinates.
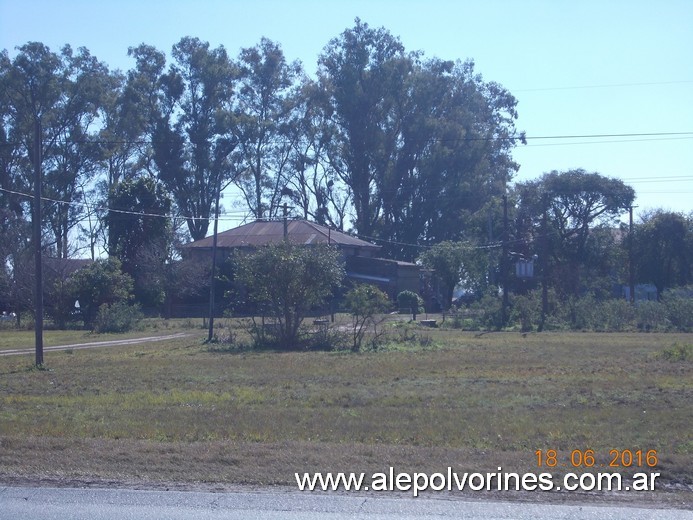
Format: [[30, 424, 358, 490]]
[[501, 194, 509, 327], [33, 118, 44, 366], [487, 207, 495, 285], [628, 205, 637, 303], [538, 198, 548, 332], [207, 180, 222, 342]]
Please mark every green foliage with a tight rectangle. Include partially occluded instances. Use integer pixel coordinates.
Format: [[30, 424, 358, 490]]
[[445, 310, 480, 331], [1, 42, 112, 259], [68, 258, 134, 329], [510, 293, 540, 332], [659, 343, 692, 362], [597, 299, 636, 332], [633, 211, 692, 295], [345, 284, 391, 351], [234, 243, 345, 349], [470, 292, 504, 330], [130, 37, 237, 241], [634, 301, 670, 332], [396, 290, 423, 318], [662, 288, 693, 332], [108, 176, 172, 309], [516, 169, 635, 298], [318, 19, 522, 250], [234, 37, 302, 219], [4, 31, 692, 331], [418, 241, 468, 310], [463, 288, 693, 333], [93, 302, 143, 333]]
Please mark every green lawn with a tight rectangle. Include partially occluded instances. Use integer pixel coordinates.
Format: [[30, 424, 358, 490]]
[[0, 325, 690, 504]]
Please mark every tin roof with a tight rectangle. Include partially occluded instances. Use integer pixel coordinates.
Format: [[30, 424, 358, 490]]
[[182, 219, 381, 251]]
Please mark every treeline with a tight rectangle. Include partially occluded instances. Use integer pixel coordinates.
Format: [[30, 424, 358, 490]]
[[1, 19, 691, 327], [0, 19, 520, 256]]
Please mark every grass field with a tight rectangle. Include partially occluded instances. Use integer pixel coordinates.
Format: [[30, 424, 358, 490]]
[[0, 322, 691, 505]]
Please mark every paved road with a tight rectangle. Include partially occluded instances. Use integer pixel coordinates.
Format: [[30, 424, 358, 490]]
[[0, 332, 190, 357], [0, 486, 690, 519]]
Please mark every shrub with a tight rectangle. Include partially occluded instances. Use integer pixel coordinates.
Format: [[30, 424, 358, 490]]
[[306, 323, 349, 351], [397, 290, 423, 320], [93, 302, 142, 333], [69, 258, 134, 329], [598, 299, 636, 332], [345, 284, 391, 351], [233, 243, 344, 350], [635, 301, 669, 332], [510, 293, 540, 332], [475, 292, 504, 330], [663, 292, 693, 332], [660, 343, 692, 362], [562, 294, 599, 330]]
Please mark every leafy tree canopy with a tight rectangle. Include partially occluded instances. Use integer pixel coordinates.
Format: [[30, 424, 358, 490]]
[[233, 243, 344, 348], [68, 257, 133, 328], [633, 210, 692, 295]]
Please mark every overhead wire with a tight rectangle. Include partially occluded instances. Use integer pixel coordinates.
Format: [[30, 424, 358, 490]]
[[1, 132, 693, 152], [0, 186, 251, 221], [513, 80, 693, 93]]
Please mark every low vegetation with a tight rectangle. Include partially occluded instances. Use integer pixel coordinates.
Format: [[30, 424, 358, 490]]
[[446, 288, 693, 333], [0, 323, 690, 506]]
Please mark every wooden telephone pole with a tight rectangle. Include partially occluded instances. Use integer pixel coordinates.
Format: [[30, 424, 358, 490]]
[[207, 180, 222, 343], [501, 194, 509, 326], [33, 119, 44, 366], [628, 205, 637, 303]]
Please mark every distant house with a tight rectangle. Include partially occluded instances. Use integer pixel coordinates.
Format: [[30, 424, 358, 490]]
[[181, 219, 422, 300], [182, 219, 380, 262]]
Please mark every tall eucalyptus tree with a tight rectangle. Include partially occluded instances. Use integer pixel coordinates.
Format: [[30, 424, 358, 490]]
[[1, 43, 110, 258], [317, 20, 523, 258], [128, 37, 237, 241], [232, 38, 302, 219]]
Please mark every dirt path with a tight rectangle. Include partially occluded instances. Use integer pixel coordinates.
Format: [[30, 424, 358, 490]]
[[0, 332, 191, 357]]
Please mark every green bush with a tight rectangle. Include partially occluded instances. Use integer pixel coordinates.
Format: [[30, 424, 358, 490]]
[[562, 294, 599, 330], [598, 299, 636, 332], [660, 343, 692, 362], [635, 301, 670, 332], [93, 302, 143, 333], [473, 292, 504, 330], [510, 293, 540, 332], [397, 290, 423, 319], [663, 292, 693, 332], [345, 284, 391, 351]]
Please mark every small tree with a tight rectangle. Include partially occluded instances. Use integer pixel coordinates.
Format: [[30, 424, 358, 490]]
[[418, 241, 467, 310], [234, 243, 344, 349], [345, 284, 391, 351], [397, 290, 422, 320], [68, 258, 134, 329], [107, 176, 173, 310]]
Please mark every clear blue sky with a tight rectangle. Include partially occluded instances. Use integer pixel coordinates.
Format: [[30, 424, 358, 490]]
[[2, 0, 692, 228]]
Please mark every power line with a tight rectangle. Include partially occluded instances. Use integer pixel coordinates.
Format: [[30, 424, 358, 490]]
[[0, 186, 251, 221], [523, 136, 693, 148], [627, 176, 693, 184], [523, 132, 693, 141], [514, 80, 693, 93], [1, 132, 693, 151]]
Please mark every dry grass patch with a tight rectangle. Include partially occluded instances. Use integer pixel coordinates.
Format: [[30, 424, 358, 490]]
[[0, 329, 691, 504]]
